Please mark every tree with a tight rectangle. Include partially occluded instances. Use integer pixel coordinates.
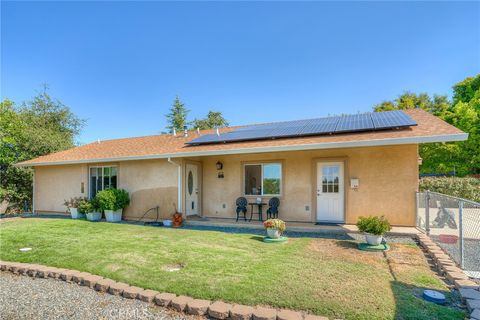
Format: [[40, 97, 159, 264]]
[[0, 88, 84, 212], [373, 74, 480, 175], [166, 96, 189, 133], [191, 111, 229, 130], [374, 92, 450, 117]]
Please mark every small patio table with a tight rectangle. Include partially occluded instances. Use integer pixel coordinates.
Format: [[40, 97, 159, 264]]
[[248, 202, 267, 222]]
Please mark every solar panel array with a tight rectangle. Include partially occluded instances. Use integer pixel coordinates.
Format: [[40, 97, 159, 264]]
[[186, 110, 417, 145]]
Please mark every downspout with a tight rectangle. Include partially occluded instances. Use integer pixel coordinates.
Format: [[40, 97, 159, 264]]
[[167, 157, 182, 213], [32, 168, 35, 215]]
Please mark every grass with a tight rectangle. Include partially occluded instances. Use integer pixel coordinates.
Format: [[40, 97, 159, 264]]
[[0, 218, 465, 320]]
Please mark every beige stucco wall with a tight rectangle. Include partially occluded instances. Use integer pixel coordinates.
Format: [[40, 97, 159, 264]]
[[34, 164, 88, 213], [34, 159, 179, 220], [200, 144, 419, 226], [33, 144, 418, 226], [118, 159, 178, 220]]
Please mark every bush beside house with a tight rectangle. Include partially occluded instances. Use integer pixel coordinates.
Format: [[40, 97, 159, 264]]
[[419, 177, 480, 202]]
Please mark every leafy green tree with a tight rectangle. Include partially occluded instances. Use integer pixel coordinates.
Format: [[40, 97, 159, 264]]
[[166, 96, 189, 133], [373, 74, 480, 175], [191, 111, 229, 130], [0, 89, 84, 212], [374, 92, 450, 117]]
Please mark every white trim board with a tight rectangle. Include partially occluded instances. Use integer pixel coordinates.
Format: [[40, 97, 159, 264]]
[[16, 133, 468, 167]]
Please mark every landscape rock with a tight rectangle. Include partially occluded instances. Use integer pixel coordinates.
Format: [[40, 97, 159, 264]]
[[208, 301, 232, 319], [108, 282, 130, 296], [138, 289, 160, 303], [186, 299, 211, 315], [60, 270, 80, 281], [252, 306, 277, 320], [471, 308, 480, 320], [155, 292, 176, 307], [460, 288, 480, 301], [467, 299, 480, 311], [277, 309, 303, 320], [122, 286, 144, 299], [94, 278, 116, 292], [82, 274, 104, 288], [230, 304, 254, 320], [455, 279, 480, 290], [171, 295, 194, 312], [72, 271, 91, 284]]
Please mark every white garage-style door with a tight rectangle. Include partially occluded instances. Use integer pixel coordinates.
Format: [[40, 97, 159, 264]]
[[316, 161, 345, 223]]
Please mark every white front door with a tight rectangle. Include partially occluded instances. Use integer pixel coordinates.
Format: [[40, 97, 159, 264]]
[[185, 163, 199, 216], [316, 162, 344, 223]]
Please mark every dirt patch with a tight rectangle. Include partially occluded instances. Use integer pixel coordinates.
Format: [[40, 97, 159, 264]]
[[308, 238, 386, 266], [164, 263, 185, 272]]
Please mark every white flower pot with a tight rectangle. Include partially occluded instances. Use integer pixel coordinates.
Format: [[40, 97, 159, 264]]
[[86, 211, 102, 221], [105, 209, 122, 222], [267, 228, 281, 239], [70, 208, 85, 219], [365, 233, 383, 245]]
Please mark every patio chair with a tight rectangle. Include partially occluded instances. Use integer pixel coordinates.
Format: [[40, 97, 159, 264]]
[[236, 197, 248, 222], [266, 197, 280, 219]]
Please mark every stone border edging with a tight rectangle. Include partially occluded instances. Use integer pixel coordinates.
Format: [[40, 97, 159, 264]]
[[0, 261, 331, 320], [416, 233, 480, 320]]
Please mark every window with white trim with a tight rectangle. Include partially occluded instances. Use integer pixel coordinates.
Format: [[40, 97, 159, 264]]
[[244, 163, 282, 196], [89, 166, 117, 198]]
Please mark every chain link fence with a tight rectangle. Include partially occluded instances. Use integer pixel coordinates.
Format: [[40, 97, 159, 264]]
[[416, 190, 480, 278]]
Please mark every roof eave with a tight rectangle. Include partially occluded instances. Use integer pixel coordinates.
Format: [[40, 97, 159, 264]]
[[15, 132, 468, 167]]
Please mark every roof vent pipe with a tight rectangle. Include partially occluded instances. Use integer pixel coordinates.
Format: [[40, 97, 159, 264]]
[[216, 128, 220, 136], [173, 128, 176, 136], [197, 128, 200, 135], [183, 126, 188, 137]]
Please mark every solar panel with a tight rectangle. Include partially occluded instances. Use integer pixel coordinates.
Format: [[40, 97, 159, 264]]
[[371, 110, 417, 129], [335, 113, 374, 133], [185, 110, 417, 145]]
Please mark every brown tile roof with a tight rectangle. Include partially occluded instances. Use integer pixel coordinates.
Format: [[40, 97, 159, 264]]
[[17, 109, 466, 166]]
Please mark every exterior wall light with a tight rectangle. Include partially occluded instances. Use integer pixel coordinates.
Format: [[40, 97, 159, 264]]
[[216, 161, 223, 170]]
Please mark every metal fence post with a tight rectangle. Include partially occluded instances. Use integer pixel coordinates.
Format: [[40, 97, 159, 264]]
[[459, 201, 464, 269], [425, 190, 430, 235]]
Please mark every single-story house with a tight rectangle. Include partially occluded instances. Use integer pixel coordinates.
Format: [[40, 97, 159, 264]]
[[17, 109, 467, 226]]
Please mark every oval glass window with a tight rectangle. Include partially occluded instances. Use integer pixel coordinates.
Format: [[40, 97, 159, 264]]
[[188, 171, 193, 195]]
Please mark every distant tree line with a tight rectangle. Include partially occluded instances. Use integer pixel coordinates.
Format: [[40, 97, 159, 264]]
[[374, 74, 479, 176]]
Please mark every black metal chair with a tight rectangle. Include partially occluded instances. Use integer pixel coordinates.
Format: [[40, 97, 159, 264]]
[[266, 197, 280, 219], [236, 197, 248, 222]]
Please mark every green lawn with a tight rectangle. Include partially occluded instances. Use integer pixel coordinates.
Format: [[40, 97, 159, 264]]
[[0, 218, 465, 320]]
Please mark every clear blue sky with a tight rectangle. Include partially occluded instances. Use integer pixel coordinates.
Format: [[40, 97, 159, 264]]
[[2, 1, 479, 144]]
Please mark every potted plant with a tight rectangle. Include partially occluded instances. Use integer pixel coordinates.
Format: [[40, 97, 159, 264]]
[[263, 218, 286, 239], [96, 188, 130, 222], [63, 197, 86, 219], [79, 198, 102, 221], [356, 215, 392, 245]]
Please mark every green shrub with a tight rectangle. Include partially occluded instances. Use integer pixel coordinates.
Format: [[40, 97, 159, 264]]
[[63, 197, 86, 208], [77, 199, 93, 214], [419, 177, 480, 202], [96, 188, 130, 211], [356, 216, 392, 235]]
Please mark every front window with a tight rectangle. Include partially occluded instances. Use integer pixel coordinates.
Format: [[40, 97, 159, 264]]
[[90, 166, 117, 198], [244, 163, 282, 196]]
